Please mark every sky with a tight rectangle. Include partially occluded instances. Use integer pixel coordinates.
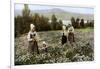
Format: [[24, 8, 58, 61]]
[[15, 3, 94, 14]]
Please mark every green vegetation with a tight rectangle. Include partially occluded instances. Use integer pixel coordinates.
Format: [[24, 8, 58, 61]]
[[76, 27, 94, 32], [15, 4, 94, 37], [15, 28, 94, 65], [14, 4, 94, 65]]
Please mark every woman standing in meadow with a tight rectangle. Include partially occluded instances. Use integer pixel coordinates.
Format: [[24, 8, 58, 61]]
[[67, 24, 75, 43], [27, 24, 39, 54], [62, 25, 67, 45]]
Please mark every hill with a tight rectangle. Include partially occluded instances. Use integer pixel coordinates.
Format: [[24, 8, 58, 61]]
[[15, 8, 94, 20]]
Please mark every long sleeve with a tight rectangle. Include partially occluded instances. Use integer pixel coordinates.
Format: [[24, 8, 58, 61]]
[[71, 26, 74, 33], [68, 28, 70, 33], [27, 32, 33, 41]]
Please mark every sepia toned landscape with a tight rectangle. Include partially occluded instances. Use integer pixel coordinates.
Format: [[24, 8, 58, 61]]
[[14, 4, 94, 65]]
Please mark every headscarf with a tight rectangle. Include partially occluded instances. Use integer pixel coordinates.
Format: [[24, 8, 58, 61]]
[[30, 24, 35, 30]]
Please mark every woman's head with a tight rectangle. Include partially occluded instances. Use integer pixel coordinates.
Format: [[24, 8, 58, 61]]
[[43, 41, 47, 47], [68, 24, 72, 27], [30, 24, 35, 32]]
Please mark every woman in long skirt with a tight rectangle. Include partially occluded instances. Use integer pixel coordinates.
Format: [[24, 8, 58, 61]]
[[27, 24, 39, 54], [68, 24, 75, 43]]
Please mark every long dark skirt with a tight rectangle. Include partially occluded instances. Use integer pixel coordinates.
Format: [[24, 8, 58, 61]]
[[28, 41, 39, 54], [68, 32, 75, 43], [62, 35, 67, 45]]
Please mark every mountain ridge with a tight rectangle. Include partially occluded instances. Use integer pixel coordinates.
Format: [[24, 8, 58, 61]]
[[15, 8, 94, 20]]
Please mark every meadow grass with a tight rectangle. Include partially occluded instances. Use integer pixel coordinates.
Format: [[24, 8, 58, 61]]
[[15, 28, 94, 65]]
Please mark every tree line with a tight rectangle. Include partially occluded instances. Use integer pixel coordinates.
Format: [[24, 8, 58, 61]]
[[71, 17, 94, 28], [15, 4, 94, 37], [15, 4, 63, 37]]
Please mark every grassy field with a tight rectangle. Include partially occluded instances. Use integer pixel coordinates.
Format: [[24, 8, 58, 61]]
[[15, 28, 94, 65]]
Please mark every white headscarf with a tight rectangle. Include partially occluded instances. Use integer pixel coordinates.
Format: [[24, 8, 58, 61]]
[[30, 24, 35, 30], [43, 41, 46, 45], [62, 25, 66, 31], [62, 25, 67, 35]]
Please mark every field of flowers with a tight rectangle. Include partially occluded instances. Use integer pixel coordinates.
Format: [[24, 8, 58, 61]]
[[15, 28, 94, 65]]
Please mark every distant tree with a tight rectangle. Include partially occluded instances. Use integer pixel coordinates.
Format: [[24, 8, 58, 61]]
[[15, 4, 33, 37], [15, 15, 23, 37], [40, 15, 51, 31], [59, 20, 63, 25], [22, 4, 30, 17], [56, 20, 63, 30], [87, 20, 90, 26], [75, 18, 80, 28], [71, 17, 76, 28], [22, 4, 33, 33], [80, 19, 85, 28], [90, 20, 94, 27], [33, 14, 51, 31], [51, 14, 58, 30], [33, 13, 41, 31]]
